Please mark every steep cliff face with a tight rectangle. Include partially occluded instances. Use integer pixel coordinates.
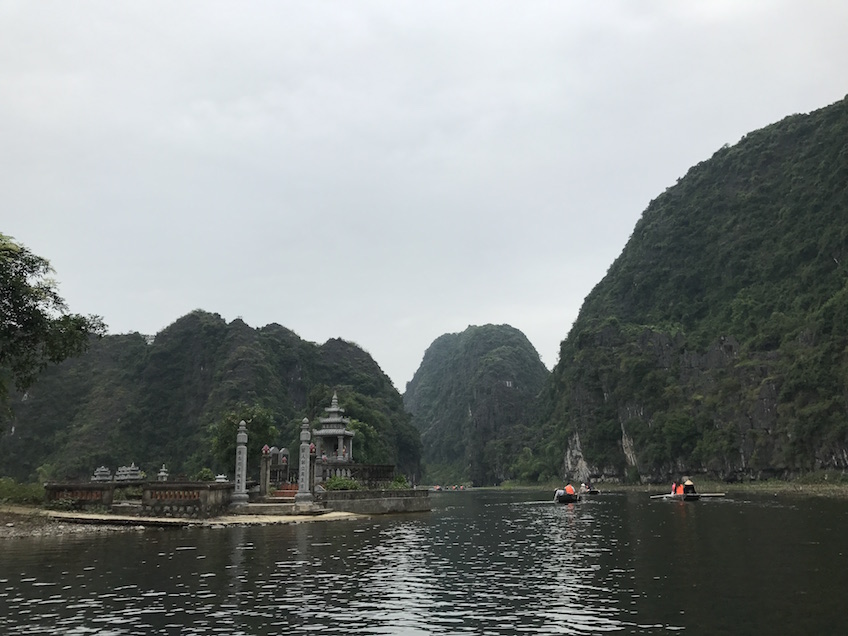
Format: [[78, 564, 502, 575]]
[[0, 310, 421, 481], [546, 94, 848, 482], [404, 324, 550, 485]]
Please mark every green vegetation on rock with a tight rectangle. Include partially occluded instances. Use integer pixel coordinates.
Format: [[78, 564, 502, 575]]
[[403, 324, 550, 486], [0, 311, 421, 482], [542, 94, 848, 482]]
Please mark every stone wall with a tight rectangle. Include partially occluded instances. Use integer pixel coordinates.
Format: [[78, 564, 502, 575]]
[[142, 482, 233, 518], [314, 489, 430, 514], [314, 462, 396, 489], [45, 483, 116, 508]]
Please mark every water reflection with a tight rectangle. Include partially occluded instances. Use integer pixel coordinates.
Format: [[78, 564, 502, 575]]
[[2, 490, 848, 634]]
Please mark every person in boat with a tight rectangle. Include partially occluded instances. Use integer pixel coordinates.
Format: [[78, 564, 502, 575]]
[[673, 482, 684, 495], [564, 484, 576, 496], [682, 479, 696, 494], [671, 482, 677, 495], [554, 487, 566, 501], [579, 483, 587, 494]]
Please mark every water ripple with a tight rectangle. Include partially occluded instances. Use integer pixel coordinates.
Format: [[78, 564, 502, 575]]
[[10, 490, 808, 634]]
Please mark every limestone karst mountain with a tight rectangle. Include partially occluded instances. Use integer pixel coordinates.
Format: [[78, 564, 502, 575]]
[[403, 324, 550, 485], [541, 94, 848, 482], [0, 310, 421, 482]]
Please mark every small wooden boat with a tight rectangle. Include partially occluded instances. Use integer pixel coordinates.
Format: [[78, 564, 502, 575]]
[[651, 493, 701, 501], [650, 492, 726, 501], [555, 492, 581, 504]]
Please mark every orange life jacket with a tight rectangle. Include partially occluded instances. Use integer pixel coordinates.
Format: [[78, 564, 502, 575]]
[[565, 484, 575, 495], [675, 484, 684, 495]]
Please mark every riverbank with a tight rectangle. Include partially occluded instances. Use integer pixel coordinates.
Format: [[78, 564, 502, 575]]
[[0, 505, 129, 539], [500, 478, 848, 499], [0, 504, 364, 539], [592, 480, 848, 499]]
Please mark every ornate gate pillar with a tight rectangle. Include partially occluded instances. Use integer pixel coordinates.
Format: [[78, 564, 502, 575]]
[[231, 420, 249, 506], [296, 418, 313, 502]]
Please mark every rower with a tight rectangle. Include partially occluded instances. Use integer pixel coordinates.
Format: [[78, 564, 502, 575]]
[[683, 479, 696, 494]]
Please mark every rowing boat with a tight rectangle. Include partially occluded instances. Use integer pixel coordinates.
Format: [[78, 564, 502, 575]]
[[555, 492, 580, 504], [650, 493, 726, 501]]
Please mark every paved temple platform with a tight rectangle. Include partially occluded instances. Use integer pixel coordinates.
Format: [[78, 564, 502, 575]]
[[230, 501, 328, 516]]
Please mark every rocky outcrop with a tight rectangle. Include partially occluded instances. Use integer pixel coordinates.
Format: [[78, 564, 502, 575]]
[[548, 94, 848, 483], [559, 326, 848, 483], [404, 324, 549, 486]]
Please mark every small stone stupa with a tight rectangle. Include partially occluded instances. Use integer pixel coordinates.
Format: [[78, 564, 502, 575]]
[[313, 391, 355, 462]]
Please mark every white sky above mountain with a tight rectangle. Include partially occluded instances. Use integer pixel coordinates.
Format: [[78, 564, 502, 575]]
[[3, 1, 847, 390]]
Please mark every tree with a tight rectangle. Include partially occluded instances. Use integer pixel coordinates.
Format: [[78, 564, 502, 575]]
[[0, 234, 105, 405], [210, 403, 279, 478]]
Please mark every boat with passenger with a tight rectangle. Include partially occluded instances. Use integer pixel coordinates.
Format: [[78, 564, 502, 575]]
[[650, 492, 703, 501], [579, 483, 600, 496], [554, 484, 580, 503], [555, 491, 580, 504], [651, 478, 725, 501]]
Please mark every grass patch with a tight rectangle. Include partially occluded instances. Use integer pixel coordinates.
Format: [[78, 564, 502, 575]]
[[0, 478, 45, 505]]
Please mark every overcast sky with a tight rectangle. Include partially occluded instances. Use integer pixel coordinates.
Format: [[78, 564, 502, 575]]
[[2, 1, 847, 391]]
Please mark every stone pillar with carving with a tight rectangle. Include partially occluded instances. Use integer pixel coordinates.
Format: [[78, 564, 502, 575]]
[[296, 418, 313, 501], [259, 444, 271, 496], [231, 420, 249, 506]]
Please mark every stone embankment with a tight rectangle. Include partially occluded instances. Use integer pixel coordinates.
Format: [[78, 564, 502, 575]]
[[0, 505, 129, 539], [0, 504, 363, 539]]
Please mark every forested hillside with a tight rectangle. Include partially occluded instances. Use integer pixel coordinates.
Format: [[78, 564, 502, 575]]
[[0, 310, 421, 482], [403, 324, 550, 485], [543, 94, 848, 482]]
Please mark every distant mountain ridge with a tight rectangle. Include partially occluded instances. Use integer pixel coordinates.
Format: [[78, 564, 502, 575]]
[[403, 324, 550, 485], [541, 93, 848, 482], [1, 310, 421, 482]]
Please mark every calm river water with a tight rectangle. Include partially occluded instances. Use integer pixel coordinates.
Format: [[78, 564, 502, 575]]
[[1, 489, 847, 635]]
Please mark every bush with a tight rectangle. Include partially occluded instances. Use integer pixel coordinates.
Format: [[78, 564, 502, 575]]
[[0, 477, 45, 504], [46, 497, 79, 511], [624, 466, 641, 485], [324, 476, 361, 491], [194, 468, 215, 482], [388, 474, 409, 490]]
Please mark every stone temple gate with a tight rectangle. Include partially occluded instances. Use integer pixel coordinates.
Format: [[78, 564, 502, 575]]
[[258, 392, 397, 498]]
